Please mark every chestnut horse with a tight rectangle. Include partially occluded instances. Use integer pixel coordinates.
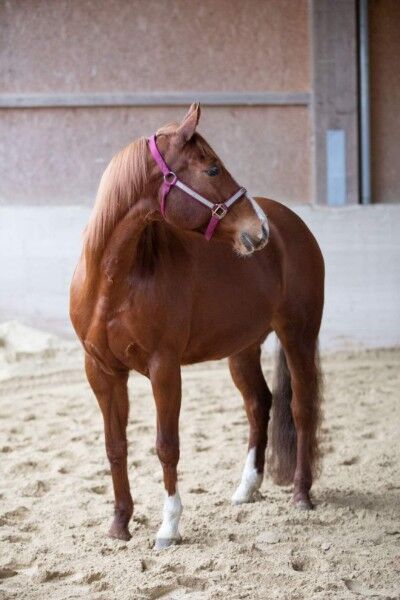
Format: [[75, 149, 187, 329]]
[[70, 103, 324, 549]]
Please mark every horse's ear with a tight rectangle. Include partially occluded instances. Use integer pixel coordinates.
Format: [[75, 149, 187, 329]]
[[176, 103, 201, 144]]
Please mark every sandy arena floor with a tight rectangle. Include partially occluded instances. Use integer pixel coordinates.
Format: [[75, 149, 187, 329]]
[[0, 322, 399, 600]]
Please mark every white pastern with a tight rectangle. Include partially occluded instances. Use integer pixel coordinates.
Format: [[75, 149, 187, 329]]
[[231, 447, 263, 505], [156, 490, 183, 543]]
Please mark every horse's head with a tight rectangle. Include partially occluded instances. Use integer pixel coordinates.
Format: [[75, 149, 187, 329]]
[[149, 104, 269, 256]]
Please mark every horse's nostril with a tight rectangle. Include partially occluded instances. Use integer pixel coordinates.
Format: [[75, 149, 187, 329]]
[[241, 232, 255, 253], [255, 224, 269, 248], [261, 224, 269, 240], [241, 226, 268, 253]]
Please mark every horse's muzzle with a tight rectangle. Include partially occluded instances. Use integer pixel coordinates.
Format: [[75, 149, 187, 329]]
[[241, 223, 269, 254]]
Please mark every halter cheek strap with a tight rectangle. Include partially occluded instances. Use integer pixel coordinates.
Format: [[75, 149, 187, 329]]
[[148, 134, 247, 240], [148, 135, 176, 216]]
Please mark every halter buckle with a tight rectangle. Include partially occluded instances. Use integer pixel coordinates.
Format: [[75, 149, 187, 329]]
[[212, 203, 228, 219], [164, 171, 177, 185]]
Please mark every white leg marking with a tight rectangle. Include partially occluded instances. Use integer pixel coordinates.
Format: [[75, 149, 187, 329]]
[[155, 489, 183, 547], [231, 447, 263, 505]]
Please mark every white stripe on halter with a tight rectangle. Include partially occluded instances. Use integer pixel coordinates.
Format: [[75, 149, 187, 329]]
[[174, 176, 268, 229]]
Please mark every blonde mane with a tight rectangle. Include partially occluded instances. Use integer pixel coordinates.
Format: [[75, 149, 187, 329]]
[[84, 136, 149, 256]]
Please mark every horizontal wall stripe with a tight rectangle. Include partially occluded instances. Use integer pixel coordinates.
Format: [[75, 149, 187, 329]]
[[0, 91, 310, 109]]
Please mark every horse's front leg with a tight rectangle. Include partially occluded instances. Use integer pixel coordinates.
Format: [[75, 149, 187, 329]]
[[149, 354, 183, 550], [85, 355, 133, 540]]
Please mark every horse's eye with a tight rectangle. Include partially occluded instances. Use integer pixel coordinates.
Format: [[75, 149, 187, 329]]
[[205, 165, 220, 177]]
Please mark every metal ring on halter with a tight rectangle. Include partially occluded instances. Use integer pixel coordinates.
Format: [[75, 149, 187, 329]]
[[164, 171, 178, 185], [211, 203, 228, 219]]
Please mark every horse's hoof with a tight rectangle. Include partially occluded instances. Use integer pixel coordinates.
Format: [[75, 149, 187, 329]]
[[154, 535, 182, 550], [231, 494, 252, 505], [108, 523, 132, 541], [232, 488, 260, 505], [294, 499, 314, 511]]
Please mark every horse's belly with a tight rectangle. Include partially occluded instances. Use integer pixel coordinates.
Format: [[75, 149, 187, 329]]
[[182, 301, 273, 363]]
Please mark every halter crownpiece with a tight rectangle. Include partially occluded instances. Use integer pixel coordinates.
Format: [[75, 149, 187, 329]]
[[148, 134, 267, 241]]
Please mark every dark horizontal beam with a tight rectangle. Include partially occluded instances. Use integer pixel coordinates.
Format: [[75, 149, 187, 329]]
[[0, 91, 310, 109]]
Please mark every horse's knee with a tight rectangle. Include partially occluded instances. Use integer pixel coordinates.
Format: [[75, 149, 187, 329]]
[[156, 440, 179, 467]]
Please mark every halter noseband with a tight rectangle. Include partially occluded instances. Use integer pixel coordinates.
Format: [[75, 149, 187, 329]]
[[148, 134, 247, 240]]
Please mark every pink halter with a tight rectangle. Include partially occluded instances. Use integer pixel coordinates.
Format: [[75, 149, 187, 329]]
[[148, 134, 247, 241]]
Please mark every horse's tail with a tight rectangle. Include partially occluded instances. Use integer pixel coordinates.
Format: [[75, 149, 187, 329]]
[[267, 344, 322, 485]]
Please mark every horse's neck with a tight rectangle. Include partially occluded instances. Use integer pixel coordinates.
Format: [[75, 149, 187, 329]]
[[100, 203, 152, 281], [82, 202, 154, 314]]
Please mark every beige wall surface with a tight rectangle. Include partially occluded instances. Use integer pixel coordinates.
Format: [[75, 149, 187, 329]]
[[370, 0, 400, 203], [0, 0, 311, 206], [0, 0, 309, 93], [0, 106, 310, 205]]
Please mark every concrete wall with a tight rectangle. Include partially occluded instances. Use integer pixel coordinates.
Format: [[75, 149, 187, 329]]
[[1, 205, 399, 350], [0, 0, 311, 206]]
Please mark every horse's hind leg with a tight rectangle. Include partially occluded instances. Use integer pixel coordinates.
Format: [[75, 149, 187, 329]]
[[229, 343, 272, 504], [278, 335, 322, 510], [85, 355, 133, 540]]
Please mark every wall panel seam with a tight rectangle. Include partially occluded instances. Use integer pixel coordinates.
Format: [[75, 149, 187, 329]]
[[0, 91, 310, 108]]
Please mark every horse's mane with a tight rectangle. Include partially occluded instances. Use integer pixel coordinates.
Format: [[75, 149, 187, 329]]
[[84, 136, 149, 256]]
